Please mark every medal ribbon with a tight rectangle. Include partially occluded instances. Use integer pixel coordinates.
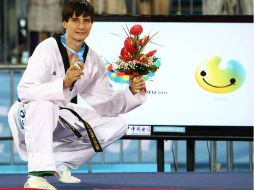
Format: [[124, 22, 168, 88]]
[[60, 34, 85, 61]]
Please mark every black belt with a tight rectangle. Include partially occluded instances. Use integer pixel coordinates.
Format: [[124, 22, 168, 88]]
[[59, 107, 103, 152]]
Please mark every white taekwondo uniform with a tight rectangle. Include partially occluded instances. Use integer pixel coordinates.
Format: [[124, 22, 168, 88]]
[[8, 36, 146, 172]]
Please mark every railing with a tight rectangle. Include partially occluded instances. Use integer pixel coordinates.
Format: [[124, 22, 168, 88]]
[[0, 64, 26, 106]]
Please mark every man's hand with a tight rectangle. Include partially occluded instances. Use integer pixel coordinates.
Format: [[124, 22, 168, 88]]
[[63, 61, 84, 89], [129, 75, 146, 94]]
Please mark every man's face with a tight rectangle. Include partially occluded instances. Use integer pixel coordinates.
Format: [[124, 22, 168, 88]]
[[63, 13, 92, 42]]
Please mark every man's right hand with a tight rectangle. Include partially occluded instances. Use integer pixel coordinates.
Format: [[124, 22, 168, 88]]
[[63, 61, 84, 89]]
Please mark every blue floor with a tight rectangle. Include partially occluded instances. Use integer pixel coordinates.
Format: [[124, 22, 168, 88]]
[[0, 172, 252, 190], [0, 163, 171, 174]]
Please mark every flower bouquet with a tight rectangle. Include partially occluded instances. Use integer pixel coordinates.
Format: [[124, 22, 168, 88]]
[[116, 24, 159, 77]]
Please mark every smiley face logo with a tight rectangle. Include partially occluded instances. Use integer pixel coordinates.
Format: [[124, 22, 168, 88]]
[[195, 56, 246, 94]]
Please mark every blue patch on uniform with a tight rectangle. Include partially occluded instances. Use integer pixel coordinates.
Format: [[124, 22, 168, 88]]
[[17, 106, 25, 129]]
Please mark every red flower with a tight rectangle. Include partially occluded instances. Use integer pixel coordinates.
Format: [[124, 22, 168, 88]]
[[119, 56, 129, 61], [124, 37, 137, 53], [146, 50, 157, 57], [130, 24, 143, 35], [139, 36, 150, 46], [120, 47, 133, 61]]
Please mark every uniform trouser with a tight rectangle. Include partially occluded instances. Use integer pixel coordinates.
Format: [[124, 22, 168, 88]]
[[21, 100, 128, 172]]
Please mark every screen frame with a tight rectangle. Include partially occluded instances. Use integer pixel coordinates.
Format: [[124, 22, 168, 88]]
[[91, 15, 253, 140], [94, 15, 252, 23]]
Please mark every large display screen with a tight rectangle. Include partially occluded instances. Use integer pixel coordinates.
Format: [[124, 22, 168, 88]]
[[79, 16, 254, 128]]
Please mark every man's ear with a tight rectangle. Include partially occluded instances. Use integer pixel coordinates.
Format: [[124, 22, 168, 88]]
[[63, 21, 67, 29]]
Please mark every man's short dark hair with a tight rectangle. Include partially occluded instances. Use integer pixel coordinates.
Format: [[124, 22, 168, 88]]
[[62, 0, 95, 23]]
